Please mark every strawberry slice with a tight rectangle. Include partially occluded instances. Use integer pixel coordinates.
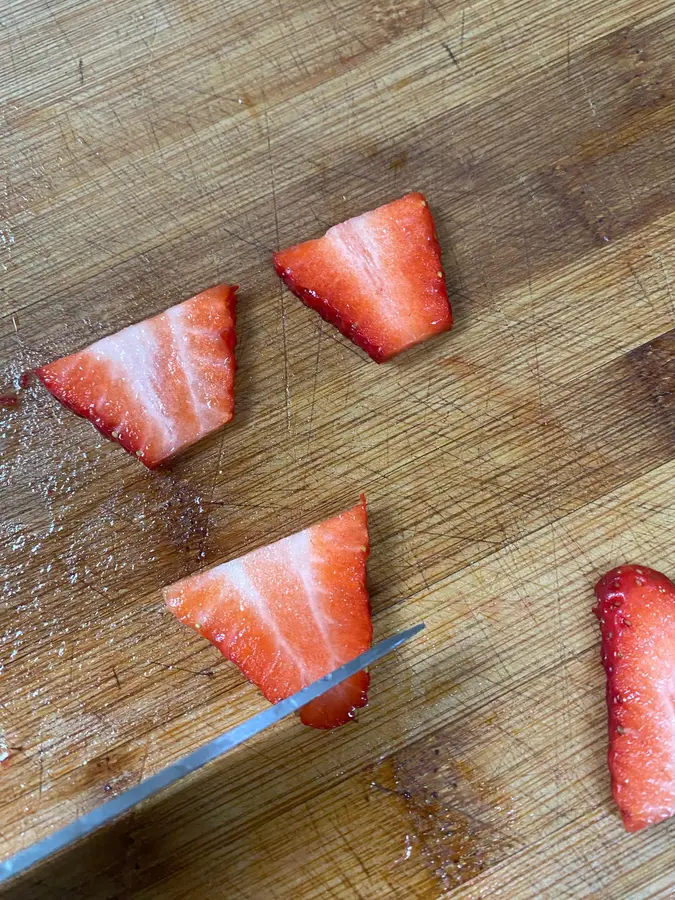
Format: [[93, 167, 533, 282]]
[[36, 285, 237, 469], [594, 565, 675, 832], [164, 497, 372, 729], [273, 192, 452, 362]]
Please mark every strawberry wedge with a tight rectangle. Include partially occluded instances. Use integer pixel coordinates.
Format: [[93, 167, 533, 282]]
[[36, 285, 237, 469], [273, 192, 452, 362], [594, 565, 675, 832], [164, 497, 372, 729]]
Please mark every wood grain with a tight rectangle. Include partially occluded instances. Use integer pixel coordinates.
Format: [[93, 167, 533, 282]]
[[1, 0, 674, 896]]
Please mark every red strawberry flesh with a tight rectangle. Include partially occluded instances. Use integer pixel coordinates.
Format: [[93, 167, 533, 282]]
[[594, 564, 675, 832], [163, 497, 372, 729], [273, 192, 452, 362], [36, 285, 237, 468]]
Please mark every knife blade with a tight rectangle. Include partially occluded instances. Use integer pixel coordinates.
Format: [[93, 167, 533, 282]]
[[0, 622, 424, 884]]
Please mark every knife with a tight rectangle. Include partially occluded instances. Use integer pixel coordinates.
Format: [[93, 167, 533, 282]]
[[0, 622, 424, 884]]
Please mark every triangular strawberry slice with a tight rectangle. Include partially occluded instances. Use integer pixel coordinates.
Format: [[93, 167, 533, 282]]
[[594, 565, 675, 831], [273, 192, 452, 362], [36, 285, 237, 469], [164, 497, 372, 729]]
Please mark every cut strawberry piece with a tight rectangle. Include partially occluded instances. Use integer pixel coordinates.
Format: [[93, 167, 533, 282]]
[[164, 497, 372, 729], [594, 565, 675, 832], [273, 192, 452, 362], [36, 285, 237, 469]]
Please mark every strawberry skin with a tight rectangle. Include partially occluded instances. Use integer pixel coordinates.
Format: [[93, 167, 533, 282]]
[[164, 497, 372, 729], [36, 285, 237, 469], [273, 192, 452, 362], [594, 565, 675, 832]]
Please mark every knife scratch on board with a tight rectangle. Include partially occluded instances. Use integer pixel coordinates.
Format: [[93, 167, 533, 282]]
[[441, 41, 460, 69]]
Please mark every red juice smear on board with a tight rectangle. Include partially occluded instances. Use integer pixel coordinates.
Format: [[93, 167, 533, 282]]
[[0, 371, 35, 407]]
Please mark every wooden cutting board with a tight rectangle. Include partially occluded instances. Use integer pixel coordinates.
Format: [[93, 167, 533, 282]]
[[1, 0, 674, 896]]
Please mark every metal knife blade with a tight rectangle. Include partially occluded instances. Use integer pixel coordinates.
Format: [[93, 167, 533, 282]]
[[0, 622, 424, 884]]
